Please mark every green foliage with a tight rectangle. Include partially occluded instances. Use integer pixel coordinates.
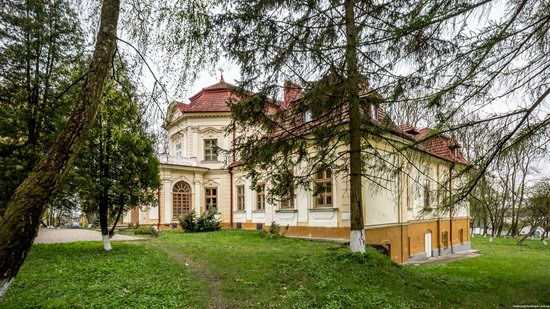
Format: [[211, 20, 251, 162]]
[[332, 248, 399, 268], [179, 209, 221, 233], [259, 221, 287, 239], [0, 0, 84, 216], [133, 226, 159, 238], [75, 75, 160, 230]]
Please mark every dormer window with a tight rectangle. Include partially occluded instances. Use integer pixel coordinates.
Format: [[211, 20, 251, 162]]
[[369, 102, 378, 120], [449, 145, 460, 157], [304, 110, 312, 123], [176, 143, 182, 157]]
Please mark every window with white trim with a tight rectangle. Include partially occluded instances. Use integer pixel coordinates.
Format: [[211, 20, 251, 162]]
[[314, 168, 332, 207], [256, 184, 265, 210], [204, 139, 218, 161], [237, 185, 245, 211]]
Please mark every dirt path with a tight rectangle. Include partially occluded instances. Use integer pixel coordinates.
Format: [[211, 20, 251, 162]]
[[151, 243, 229, 309], [34, 228, 144, 243]]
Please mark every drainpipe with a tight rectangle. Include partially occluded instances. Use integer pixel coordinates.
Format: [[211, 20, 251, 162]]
[[157, 187, 161, 231], [449, 163, 455, 253], [230, 167, 234, 228], [230, 125, 236, 229], [232, 126, 236, 162]]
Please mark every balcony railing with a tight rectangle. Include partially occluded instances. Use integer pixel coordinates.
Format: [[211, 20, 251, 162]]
[[158, 155, 197, 166]]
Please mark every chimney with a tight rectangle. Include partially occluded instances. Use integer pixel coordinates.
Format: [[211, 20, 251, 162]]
[[283, 80, 302, 108]]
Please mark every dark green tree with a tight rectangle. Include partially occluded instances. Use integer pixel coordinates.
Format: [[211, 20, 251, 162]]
[[0, 0, 221, 297], [76, 78, 160, 250], [222, 0, 550, 253], [0, 0, 84, 216], [0, 0, 120, 298], [222, 0, 489, 252]]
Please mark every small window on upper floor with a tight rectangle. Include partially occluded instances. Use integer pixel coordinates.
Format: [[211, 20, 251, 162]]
[[424, 179, 431, 209], [304, 110, 312, 123], [176, 143, 182, 157], [369, 102, 378, 120], [452, 147, 460, 157], [204, 139, 218, 161]]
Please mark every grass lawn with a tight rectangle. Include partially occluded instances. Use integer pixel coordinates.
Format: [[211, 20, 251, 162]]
[[1, 230, 549, 308]]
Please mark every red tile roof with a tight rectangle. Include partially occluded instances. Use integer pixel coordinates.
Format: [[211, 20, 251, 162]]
[[414, 128, 469, 165], [177, 79, 469, 166], [177, 79, 236, 113]]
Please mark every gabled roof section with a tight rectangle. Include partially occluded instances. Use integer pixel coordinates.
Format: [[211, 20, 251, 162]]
[[414, 128, 469, 165], [177, 75, 236, 113]]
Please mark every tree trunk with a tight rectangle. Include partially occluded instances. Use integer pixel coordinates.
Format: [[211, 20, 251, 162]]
[[109, 197, 125, 238], [98, 113, 112, 250], [99, 188, 111, 251], [344, 0, 365, 253], [0, 0, 120, 299], [517, 225, 538, 246]]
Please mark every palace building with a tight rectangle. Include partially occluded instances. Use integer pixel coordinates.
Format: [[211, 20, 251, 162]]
[[124, 76, 471, 263]]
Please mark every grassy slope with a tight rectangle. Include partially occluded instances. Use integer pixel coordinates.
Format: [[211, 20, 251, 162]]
[[1, 242, 209, 308], [422, 236, 550, 307], [1, 231, 549, 308]]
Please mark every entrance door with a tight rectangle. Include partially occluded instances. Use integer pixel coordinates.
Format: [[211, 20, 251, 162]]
[[425, 232, 432, 258]]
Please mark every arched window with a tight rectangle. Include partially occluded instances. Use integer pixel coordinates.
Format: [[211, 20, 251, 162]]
[[459, 228, 464, 244], [173, 181, 191, 219]]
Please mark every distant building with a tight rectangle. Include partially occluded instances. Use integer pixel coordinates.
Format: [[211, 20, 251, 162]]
[[125, 76, 471, 263]]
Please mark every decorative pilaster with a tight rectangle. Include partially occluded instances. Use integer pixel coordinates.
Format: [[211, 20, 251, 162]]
[[163, 180, 172, 224]]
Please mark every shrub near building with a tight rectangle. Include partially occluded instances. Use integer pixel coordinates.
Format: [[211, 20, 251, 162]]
[[179, 209, 221, 232]]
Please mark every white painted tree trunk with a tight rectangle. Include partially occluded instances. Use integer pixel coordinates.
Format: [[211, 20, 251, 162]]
[[489, 236, 494, 242], [543, 240, 548, 246], [0, 278, 13, 300], [102, 234, 112, 251], [350, 229, 365, 253]]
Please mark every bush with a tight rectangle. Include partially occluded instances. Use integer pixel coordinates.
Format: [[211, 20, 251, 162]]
[[260, 221, 288, 239], [179, 211, 197, 232], [133, 226, 159, 238], [179, 209, 221, 232]]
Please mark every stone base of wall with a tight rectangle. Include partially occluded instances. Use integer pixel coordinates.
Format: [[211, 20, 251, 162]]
[[409, 241, 472, 262]]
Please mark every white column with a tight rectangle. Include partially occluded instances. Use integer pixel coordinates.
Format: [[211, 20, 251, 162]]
[[194, 181, 202, 214], [297, 186, 308, 222], [164, 180, 172, 224], [246, 180, 253, 220], [194, 173, 203, 215], [193, 128, 200, 160]]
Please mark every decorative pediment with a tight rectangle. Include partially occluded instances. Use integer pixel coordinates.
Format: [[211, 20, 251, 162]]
[[170, 130, 184, 142], [166, 102, 183, 125], [199, 127, 223, 138], [203, 178, 221, 187], [234, 176, 246, 185]]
